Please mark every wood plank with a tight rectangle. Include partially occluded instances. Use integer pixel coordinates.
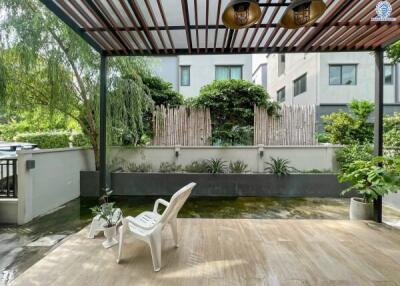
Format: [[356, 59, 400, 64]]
[[11, 219, 400, 286]]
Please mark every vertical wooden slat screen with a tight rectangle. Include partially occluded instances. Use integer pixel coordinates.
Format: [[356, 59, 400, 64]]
[[254, 105, 317, 145], [152, 106, 212, 146]]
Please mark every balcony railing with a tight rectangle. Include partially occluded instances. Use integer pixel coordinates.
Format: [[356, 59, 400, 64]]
[[0, 158, 17, 198]]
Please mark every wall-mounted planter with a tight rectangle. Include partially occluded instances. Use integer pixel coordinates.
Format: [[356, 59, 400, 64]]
[[109, 172, 351, 198]]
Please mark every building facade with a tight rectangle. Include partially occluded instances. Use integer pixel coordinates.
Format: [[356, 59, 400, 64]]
[[150, 54, 253, 98], [253, 52, 400, 105]]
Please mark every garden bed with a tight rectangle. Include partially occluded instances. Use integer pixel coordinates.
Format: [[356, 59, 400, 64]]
[[81, 171, 351, 198]]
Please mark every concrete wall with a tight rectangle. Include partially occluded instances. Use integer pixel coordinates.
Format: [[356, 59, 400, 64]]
[[384, 193, 400, 210], [110, 145, 341, 173], [0, 198, 18, 224], [16, 148, 94, 224], [178, 54, 253, 97]]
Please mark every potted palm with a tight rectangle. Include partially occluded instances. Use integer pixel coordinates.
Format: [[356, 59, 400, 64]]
[[90, 189, 122, 248], [338, 157, 398, 220]]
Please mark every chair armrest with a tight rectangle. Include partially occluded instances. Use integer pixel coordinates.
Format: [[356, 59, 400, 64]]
[[153, 198, 170, 214]]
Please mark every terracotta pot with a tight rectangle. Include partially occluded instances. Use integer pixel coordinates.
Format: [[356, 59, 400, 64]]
[[349, 197, 374, 220], [102, 225, 118, 248]]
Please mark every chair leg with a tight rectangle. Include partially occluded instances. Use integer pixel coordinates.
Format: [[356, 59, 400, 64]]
[[116, 226, 124, 263], [170, 218, 179, 248], [148, 229, 162, 272], [88, 219, 99, 239]]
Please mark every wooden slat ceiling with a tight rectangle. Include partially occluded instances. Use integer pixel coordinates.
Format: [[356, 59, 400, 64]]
[[41, 0, 400, 56]]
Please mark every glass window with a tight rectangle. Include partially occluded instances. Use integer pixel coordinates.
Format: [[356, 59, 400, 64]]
[[215, 66, 243, 80], [293, 74, 307, 96], [180, 66, 190, 86], [278, 54, 286, 76], [277, 87, 286, 103], [329, 64, 357, 85], [384, 64, 394, 85]]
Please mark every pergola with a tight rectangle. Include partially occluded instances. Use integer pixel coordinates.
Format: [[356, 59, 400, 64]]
[[40, 0, 400, 223]]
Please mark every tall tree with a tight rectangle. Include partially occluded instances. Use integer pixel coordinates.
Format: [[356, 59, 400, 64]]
[[0, 0, 153, 169]]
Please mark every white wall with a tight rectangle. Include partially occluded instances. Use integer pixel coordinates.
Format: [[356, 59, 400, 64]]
[[264, 53, 319, 105], [150, 57, 179, 91], [178, 54, 253, 97], [110, 145, 341, 173], [17, 148, 95, 224]]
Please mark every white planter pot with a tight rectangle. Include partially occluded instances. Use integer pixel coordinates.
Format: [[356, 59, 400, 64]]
[[103, 225, 118, 248], [349, 197, 374, 220]]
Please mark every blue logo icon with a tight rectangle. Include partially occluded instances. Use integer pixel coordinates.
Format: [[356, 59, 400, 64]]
[[372, 1, 396, 21]]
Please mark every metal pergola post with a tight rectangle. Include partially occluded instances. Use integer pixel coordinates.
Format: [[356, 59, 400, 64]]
[[374, 48, 384, 223], [99, 54, 108, 195]]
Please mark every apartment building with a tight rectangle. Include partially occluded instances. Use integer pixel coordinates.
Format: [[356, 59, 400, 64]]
[[253, 52, 400, 127]]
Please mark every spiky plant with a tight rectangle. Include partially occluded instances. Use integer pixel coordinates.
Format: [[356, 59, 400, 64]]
[[229, 160, 248, 173], [264, 157, 296, 176], [206, 158, 227, 174]]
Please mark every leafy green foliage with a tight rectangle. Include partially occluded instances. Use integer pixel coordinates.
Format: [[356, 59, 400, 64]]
[[194, 80, 279, 145], [206, 158, 227, 174], [387, 40, 400, 63], [184, 160, 209, 173], [0, 1, 153, 170], [335, 144, 374, 171], [141, 74, 183, 107], [14, 131, 70, 149], [338, 157, 399, 203], [384, 113, 400, 147], [126, 162, 153, 173], [90, 202, 121, 228], [322, 100, 374, 145], [265, 157, 296, 176], [159, 162, 182, 173], [70, 132, 90, 147], [229, 160, 248, 173]]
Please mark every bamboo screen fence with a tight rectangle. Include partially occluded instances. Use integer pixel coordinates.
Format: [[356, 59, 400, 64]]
[[254, 105, 317, 145], [152, 105, 316, 146], [152, 106, 212, 146]]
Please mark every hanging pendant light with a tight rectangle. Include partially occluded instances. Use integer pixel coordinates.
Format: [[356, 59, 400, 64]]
[[279, 0, 327, 29], [222, 0, 262, 29]]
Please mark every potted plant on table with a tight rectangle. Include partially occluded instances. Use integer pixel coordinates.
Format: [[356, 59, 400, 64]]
[[90, 189, 122, 248], [338, 157, 398, 220]]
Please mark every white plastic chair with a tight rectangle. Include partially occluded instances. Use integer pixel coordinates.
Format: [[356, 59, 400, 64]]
[[117, 182, 196, 271]]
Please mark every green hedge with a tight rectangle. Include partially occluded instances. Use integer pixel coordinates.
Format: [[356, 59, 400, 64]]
[[14, 131, 90, 149]]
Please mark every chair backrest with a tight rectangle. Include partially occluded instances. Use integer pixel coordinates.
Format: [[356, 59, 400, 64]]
[[159, 182, 196, 224]]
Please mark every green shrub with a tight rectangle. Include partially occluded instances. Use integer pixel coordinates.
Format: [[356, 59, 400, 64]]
[[206, 158, 227, 174], [229, 160, 248, 173], [184, 160, 209, 173], [335, 144, 373, 171], [194, 80, 279, 145], [159, 162, 182, 173], [384, 113, 400, 147], [338, 157, 398, 203], [126, 162, 152, 173], [265, 157, 296, 176], [322, 100, 374, 144], [14, 131, 70, 149], [71, 133, 91, 147]]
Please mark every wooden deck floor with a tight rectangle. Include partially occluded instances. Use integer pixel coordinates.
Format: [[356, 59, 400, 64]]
[[10, 219, 400, 286]]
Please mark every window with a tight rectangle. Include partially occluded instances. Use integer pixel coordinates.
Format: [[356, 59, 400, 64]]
[[293, 74, 307, 96], [384, 64, 394, 85], [277, 87, 286, 103], [215, 66, 243, 80], [278, 54, 285, 76], [180, 66, 190, 86], [329, 64, 357, 85]]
